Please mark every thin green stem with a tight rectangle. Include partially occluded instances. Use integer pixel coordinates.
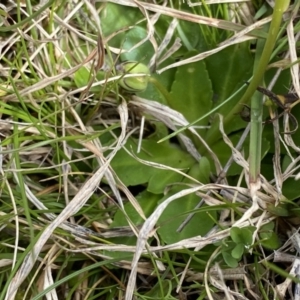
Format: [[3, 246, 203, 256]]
[[249, 92, 263, 184], [204, 0, 290, 148], [248, 25, 267, 184]]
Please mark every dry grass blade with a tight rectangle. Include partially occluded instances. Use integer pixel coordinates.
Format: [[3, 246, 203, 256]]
[[125, 185, 208, 300], [5, 99, 129, 298], [131, 96, 223, 171], [287, 3, 300, 98], [106, 0, 267, 37], [1, 0, 300, 299], [187, 0, 251, 5], [158, 16, 271, 73]]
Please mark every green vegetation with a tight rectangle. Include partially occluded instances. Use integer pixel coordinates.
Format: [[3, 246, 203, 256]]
[[0, 0, 300, 299]]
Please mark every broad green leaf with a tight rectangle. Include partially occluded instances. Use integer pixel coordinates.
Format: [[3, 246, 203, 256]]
[[149, 157, 210, 194], [106, 191, 160, 257], [259, 222, 276, 242], [260, 221, 274, 232], [99, 3, 142, 48], [157, 189, 216, 244], [231, 243, 244, 259], [240, 227, 255, 245], [148, 171, 184, 194], [176, 20, 202, 51], [111, 138, 195, 192], [198, 157, 211, 184], [230, 227, 243, 244], [182, 157, 211, 185], [170, 50, 213, 129], [260, 232, 281, 250], [230, 227, 254, 246], [111, 190, 159, 227], [205, 43, 254, 135], [120, 26, 154, 64], [147, 121, 169, 141], [222, 251, 238, 268]]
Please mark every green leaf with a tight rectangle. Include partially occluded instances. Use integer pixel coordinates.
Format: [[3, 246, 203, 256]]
[[205, 43, 254, 135], [230, 227, 254, 246], [231, 243, 244, 259], [120, 26, 154, 64], [107, 191, 160, 254], [230, 227, 243, 244], [176, 19, 207, 52], [157, 190, 216, 244], [260, 221, 274, 232], [241, 228, 254, 246], [110, 191, 161, 228], [182, 157, 211, 185], [74, 66, 107, 93], [222, 251, 238, 268], [74, 67, 90, 88], [110, 138, 195, 192], [111, 190, 159, 227], [155, 157, 216, 243], [260, 232, 280, 250], [282, 177, 300, 201], [198, 157, 211, 184], [100, 3, 142, 48], [148, 170, 184, 194], [170, 50, 213, 128]]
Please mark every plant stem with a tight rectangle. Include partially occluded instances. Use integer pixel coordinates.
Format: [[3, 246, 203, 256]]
[[248, 27, 266, 186], [204, 0, 290, 148]]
